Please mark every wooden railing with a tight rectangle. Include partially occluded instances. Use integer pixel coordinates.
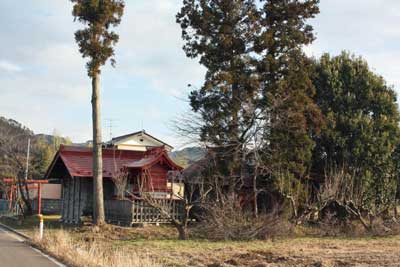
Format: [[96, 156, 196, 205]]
[[131, 198, 183, 223], [105, 199, 183, 225]]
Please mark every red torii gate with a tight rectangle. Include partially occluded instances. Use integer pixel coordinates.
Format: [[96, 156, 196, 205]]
[[2, 178, 49, 215]]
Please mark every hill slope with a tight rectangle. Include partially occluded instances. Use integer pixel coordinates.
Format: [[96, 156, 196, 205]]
[[170, 147, 206, 167]]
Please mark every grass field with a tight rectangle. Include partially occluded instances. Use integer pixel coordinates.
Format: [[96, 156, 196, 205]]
[[1, 215, 400, 267]]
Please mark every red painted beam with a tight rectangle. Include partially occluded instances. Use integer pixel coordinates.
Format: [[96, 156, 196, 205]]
[[37, 183, 42, 215], [1, 178, 49, 184]]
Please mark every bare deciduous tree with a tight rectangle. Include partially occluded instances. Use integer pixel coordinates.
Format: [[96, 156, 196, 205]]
[[111, 149, 128, 200], [135, 169, 211, 240], [0, 128, 33, 216], [312, 166, 396, 231], [111, 170, 129, 200]]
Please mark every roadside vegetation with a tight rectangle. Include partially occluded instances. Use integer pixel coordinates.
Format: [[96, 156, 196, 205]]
[[33, 229, 160, 267], [1, 216, 399, 267]]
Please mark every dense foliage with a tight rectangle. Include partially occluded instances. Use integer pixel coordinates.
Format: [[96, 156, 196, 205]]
[[177, 0, 400, 220], [311, 52, 400, 209], [71, 0, 124, 77], [177, 0, 322, 193], [177, 0, 260, 191], [255, 0, 322, 177]]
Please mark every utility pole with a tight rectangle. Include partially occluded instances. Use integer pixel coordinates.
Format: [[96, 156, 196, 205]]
[[24, 138, 30, 180], [17, 138, 30, 215]]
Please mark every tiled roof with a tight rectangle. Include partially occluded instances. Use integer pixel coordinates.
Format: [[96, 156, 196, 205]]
[[124, 155, 158, 169], [45, 145, 182, 179], [125, 150, 183, 170]]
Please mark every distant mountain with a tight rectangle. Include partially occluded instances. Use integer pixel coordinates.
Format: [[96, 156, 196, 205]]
[[0, 116, 33, 137], [0, 117, 72, 147], [170, 147, 206, 168]]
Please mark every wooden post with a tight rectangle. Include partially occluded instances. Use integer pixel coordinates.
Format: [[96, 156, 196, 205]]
[[8, 186, 13, 210], [38, 214, 44, 240], [73, 177, 81, 223], [37, 183, 42, 215]]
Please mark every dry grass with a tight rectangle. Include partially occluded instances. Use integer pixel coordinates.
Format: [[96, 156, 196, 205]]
[[32, 229, 162, 267], [3, 215, 400, 267], [119, 235, 400, 267]]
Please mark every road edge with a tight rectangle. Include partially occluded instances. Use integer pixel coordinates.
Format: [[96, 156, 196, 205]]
[[0, 220, 66, 267], [0, 221, 31, 240]]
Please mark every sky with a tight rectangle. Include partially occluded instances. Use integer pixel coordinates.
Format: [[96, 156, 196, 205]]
[[0, 0, 399, 150]]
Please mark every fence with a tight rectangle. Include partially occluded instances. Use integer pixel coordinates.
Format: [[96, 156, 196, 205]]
[[105, 199, 184, 226]]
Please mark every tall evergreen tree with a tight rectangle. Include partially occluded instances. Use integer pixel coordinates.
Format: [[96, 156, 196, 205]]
[[177, 0, 322, 198], [312, 52, 400, 209], [70, 0, 125, 225], [177, 0, 260, 192], [255, 0, 322, 178]]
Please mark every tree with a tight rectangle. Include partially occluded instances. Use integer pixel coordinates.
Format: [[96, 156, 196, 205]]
[[177, 0, 260, 194], [70, 0, 125, 225], [31, 136, 54, 178], [254, 0, 322, 179], [177, 1, 323, 218], [51, 129, 72, 151], [393, 145, 400, 218], [311, 52, 400, 211], [111, 149, 128, 200], [134, 169, 211, 240], [0, 118, 44, 216]]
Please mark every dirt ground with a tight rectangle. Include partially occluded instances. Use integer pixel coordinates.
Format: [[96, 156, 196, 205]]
[[120, 237, 400, 267], [1, 216, 400, 267], [87, 224, 400, 267]]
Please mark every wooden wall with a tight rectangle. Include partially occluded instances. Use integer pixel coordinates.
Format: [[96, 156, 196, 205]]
[[131, 164, 170, 193], [32, 199, 62, 215], [61, 172, 180, 225], [61, 177, 92, 224], [149, 164, 169, 191], [104, 200, 133, 225]]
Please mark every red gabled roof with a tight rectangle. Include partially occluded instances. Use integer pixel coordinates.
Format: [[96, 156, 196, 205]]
[[45, 145, 182, 179], [125, 149, 183, 170]]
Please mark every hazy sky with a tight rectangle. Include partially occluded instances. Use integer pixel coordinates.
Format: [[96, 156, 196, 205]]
[[0, 1, 399, 149]]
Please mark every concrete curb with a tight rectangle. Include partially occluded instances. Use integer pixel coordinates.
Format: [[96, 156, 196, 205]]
[[0, 221, 31, 240]]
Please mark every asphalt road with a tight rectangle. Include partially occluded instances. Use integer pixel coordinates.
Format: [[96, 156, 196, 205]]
[[0, 226, 63, 267]]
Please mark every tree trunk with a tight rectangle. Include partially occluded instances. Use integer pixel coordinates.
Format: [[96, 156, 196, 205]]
[[92, 74, 105, 225], [287, 195, 297, 218], [177, 224, 187, 240], [228, 82, 241, 195], [253, 170, 258, 218], [17, 176, 32, 216]]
